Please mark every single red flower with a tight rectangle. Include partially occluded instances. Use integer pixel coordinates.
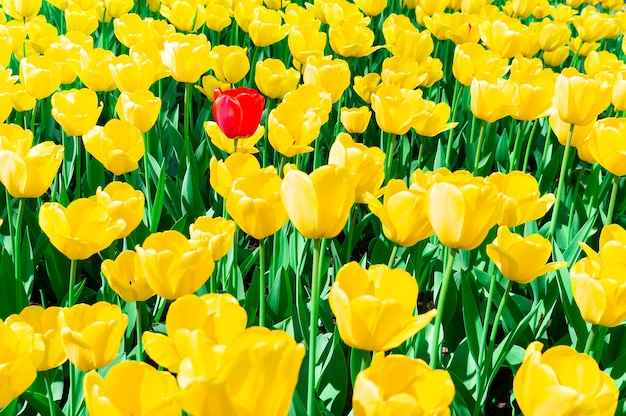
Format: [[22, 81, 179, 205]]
[[212, 87, 266, 139]]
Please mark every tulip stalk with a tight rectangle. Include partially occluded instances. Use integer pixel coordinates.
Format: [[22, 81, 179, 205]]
[[136, 301, 144, 361], [584, 324, 608, 361], [607, 175, 620, 225], [429, 247, 457, 368], [548, 123, 575, 238], [142, 133, 153, 232], [387, 244, 398, 269], [509, 120, 525, 172], [5, 193, 26, 309], [445, 81, 462, 168], [259, 237, 267, 326], [522, 119, 541, 173], [473, 120, 486, 176], [307, 238, 326, 416], [385, 134, 397, 182]]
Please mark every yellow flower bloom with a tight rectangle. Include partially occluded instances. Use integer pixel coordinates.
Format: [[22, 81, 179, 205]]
[[329, 21, 377, 57], [143, 293, 247, 373], [330, 262, 437, 351], [209, 45, 250, 84], [340, 106, 371, 134], [365, 179, 434, 246], [3, 0, 41, 21], [205, 3, 231, 31], [84, 361, 181, 416], [381, 56, 424, 90], [353, 72, 381, 104], [51, 88, 103, 136], [387, 26, 434, 62], [570, 224, 626, 327], [487, 171, 555, 227], [108, 52, 156, 92], [38, 198, 126, 260], [353, 0, 387, 16], [58, 302, 128, 371], [452, 42, 508, 86], [412, 100, 458, 137], [587, 117, 626, 177], [5, 305, 66, 371], [204, 122, 263, 155], [514, 341, 618, 416], [160, 0, 206, 32], [196, 74, 230, 102], [73, 47, 117, 92], [554, 67, 611, 126], [353, 353, 455, 416], [83, 119, 144, 176], [288, 24, 327, 67], [101, 250, 155, 302], [548, 110, 594, 148], [248, 7, 290, 47], [478, 16, 528, 59], [135, 230, 214, 300], [160, 32, 212, 83], [370, 84, 425, 135], [267, 99, 323, 157], [92, 181, 145, 239], [115, 89, 161, 133], [280, 164, 356, 239], [177, 327, 305, 416], [19, 55, 62, 99], [470, 77, 518, 123], [189, 216, 236, 260], [209, 153, 263, 198], [254, 58, 300, 100], [302, 55, 351, 103], [487, 226, 566, 284]]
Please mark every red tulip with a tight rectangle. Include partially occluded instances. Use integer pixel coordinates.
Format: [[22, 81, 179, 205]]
[[212, 87, 266, 139]]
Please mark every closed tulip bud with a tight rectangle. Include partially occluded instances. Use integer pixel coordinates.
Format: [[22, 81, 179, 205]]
[[0, 319, 45, 408], [161, 33, 212, 83], [0, 125, 63, 198], [226, 169, 288, 240], [204, 122, 263, 155], [209, 153, 262, 198], [570, 224, 626, 327], [340, 106, 371, 134], [212, 87, 266, 139], [19, 55, 62, 99], [115, 89, 161, 133], [205, 3, 231, 31], [58, 302, 128, 371], [160, 0, 206, 32], [365, 179, 433, 246], [281, 164, 356, 239], [428, 173, 501, 250], [487, 226, 566, 284], [178, 327, 305, 416], [38, 199, 126, 260], [254, 58, 300, 100], [329, 22, 377, 58], [109, 53, 156, 92], [5, 306, 66, 371], [370, 84, 425, 135], [268, 100, 323, 157], [74, 48, 117, 92], [51, 88, 103, 136], [353, 353, 455, 416], [514, 341, 618, 415], [330, 263, 437, 351], [101, 250, 154, 302], [302, 55, 351, 103], [83, 119, 144, 176], [143, 293, 247, 372], [84, 361, 180, 415], [487, 171, 555, 227], [452, 43, 509, 86], [135, 230, 214, 300], [353, 72, 381, 104], [536, 19, 570, 52], [92, 181, 145, 238], [413, 100, 458, 137], [288, 24, 327, 67], [587, 117, 626, 177], [470, 77, 518, 123], [555, 68, 611, 126], [189, 216, 236, 260], [249, 6, 290, 47], [209, 45, 250, 84]]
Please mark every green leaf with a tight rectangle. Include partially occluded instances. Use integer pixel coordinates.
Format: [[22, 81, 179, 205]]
[[460, 270, 482, 365], [317, 332, 349, 415]]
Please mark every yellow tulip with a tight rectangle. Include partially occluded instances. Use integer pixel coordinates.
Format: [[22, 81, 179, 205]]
[[160, 32, 212, 83], [204, 122, 263, 155], [370, 84, 425, 135], [248, 7, 290, 47], [513, 341, 618, 416], [365, 179, 433, 247], [427, 172, 501, 250], [0, 319, 44, 408], [142, 293, 247, 373], [452, 43, 508, 86], [282, 84, 332, 124], [487, 171, 555, 227], [254, 58, 300, 100], [573, 6, 620, 43], [554, 67, 611, 126], [209, 45, 250, 84], [470, 77, 518, 123], [329, 21, 377, 57], [51, 88, 103, 136], [160, 0, 206, 32], [280, 164, 356, 239], [510, 74, 555, 121], [381, 56, 424, 90], [353, 353, 455, 416], [19, 55, 62, 99], [267, 99, 323, 157], [101, 250, 155, 302], [83, 119, 144, 176], [535, 19, 571, 52], [9, 83, 36, 112], [412, 100, 458, 137], [64, 5, 99, 35], [330, 262, 437, 351], [587, 117, 626, 177], [543, 46, 570, 67], [486, 226, 566, 284], [478, 16, 527, 59], [38, 198, 125, 260], [73, 48, 117, 92], [352, 72, 381, 104], [115, 89, 161, 133], [387, 26, 434, 62], [84, 361, 180, 416], [209, 153, 262, 198], [177, 327, 305, 416], [108, 52, 156, 92], [548, 110, 595, 149], [189, 216, 236, 260], [340, 106, 371, 134], [570, 224, 626, 327], [99, 0, 134, 21], [353, 0, 387, 16], [196, 74, 230, 102], [3, 0, 42, 21], [135, 230, 214, 300], [302, 55, 351, 103], [205, 3, 231, 31], [92, 181, 145, 239], [4, 305, 66, 371], [226, 168, 288, 240], [288, 24, 327, 67]]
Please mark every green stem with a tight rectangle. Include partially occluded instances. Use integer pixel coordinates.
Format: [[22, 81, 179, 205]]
[[584, 324, 599, 355], [548, 123, 575, 238], [233, 138, 239, 153], [473, 120, 486, 176], [536, 125, 552, 178], [522, 118, 540, 173], [31, 99, 37, 138], [44, 371, 56, 416], [307, 238, 324, 416], [477, 269, 498, 368], [184, 82, 192, 153], [68, 259, 78, 306], [416, 135, 426, 168], [74, 136, 81, 198], [344, 206, 356, 264], [259, 237, 267, 327], [136, 301, 144, 361], [143, 132, 153, 232], [385, 134, 398, 182], [607, 175, 619, 225], [69, 363, 76, 416], [445, 80, 462, 168], [509, 120, 525, 172], [387, 244, 398, 268], [429, 248, 458, 368]]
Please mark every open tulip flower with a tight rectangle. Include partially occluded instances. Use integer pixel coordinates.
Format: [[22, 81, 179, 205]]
[[554, 67, 611, 126], [189, 216, 236, 261], [91, 181, 145, 238], [212, 87, 265, 140], [329, 262, 437, 351], [587, 117, 626, 177], [101, 250, 155, 303], [204, 121, 264, 154], [513, 341, 618, 416], [82, 119, 145, 176], [51, 88, 103, 136], [115, 89, 161, 133], [209, 153, 264, 198]]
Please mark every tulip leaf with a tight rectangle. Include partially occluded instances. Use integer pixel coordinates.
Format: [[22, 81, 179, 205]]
[[460, 271, 482, 365], [0, 398, 17, 415], [445, 339, 477, 414], [317, 332, 348, 415], [349, 347, 371, 387], [267, 267, 293, 322], [243, 268, 260, 326], [605, 348, 626, 394], [43, 244, 70, 304], [22, 390, 63, 416], [0, 247, 25, 318], [149, 160, 167, 233]]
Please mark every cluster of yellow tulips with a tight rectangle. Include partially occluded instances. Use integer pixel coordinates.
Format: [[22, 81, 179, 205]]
[[1, 0, 626, 414]]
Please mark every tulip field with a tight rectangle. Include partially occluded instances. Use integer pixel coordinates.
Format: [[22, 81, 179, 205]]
[[3, 0, 626, 414]]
